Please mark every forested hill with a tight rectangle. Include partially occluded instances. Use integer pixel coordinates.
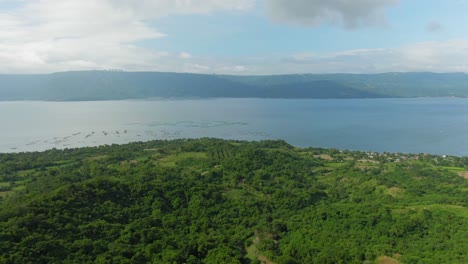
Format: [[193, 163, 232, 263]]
[[1, 71, 468, 101], [0, 139, 467, 263], [226, 72, 468, 98]]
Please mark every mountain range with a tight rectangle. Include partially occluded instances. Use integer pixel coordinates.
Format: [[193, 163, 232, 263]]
[[1, 71, 468, 101]]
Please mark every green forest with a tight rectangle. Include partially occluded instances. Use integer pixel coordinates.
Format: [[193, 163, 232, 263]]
[[0, 139, 466, 263], [3, 71, 468, 101]]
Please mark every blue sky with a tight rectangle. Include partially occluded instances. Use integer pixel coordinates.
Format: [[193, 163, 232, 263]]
[[1, 0, 468, 74], [147, 0, 465, 56]]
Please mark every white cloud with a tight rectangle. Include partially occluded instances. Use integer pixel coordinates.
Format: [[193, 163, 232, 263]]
[[265, 0, 399, 29], [232, 65, 247, 72], [275, 39, 468, 74], [184, 63, 211, 72], [148, 39, 468, 75], [179, 52, 193, 59], [0, 0, 254, 73], [113, 0, 254, 19], [162, 40, 468, 75], [1, 0, 468, 75]]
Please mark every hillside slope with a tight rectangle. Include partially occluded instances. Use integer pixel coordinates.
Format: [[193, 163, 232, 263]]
[[2, 71, 468, 101], [0, 139, 467, 263], [225, 72, 468, 97]]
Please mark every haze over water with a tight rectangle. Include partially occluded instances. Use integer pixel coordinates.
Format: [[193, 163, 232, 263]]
[[1, 98, 467, 156]]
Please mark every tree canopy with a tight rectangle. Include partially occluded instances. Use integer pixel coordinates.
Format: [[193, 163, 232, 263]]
[[0, 138, 466, 263]]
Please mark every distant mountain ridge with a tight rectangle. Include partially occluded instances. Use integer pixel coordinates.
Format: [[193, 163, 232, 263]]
[[1, 71, 468, 101]]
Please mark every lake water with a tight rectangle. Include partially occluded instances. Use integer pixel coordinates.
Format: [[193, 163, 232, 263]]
[[1, 98, 467, 156]]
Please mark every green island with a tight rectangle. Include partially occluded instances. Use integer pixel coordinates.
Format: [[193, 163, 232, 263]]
[[0, 138, 467, 263]]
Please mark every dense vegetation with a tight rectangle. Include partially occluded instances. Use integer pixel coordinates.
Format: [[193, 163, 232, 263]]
[[3, 71, 468, 101], [0, 139, 467, 263]]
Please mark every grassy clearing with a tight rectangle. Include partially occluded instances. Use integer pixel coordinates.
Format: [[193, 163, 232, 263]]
[[12, 185, 26, 192], [441, 166, 465, 172], [393, 204, 468, 219], [356, 160, 380, 167], [324, 162, 346, 168], [17, 169, 37, 177], [457, 171, 468, 179], [356, 163, 380, 170], [85, 155, 109, 161], [0, 191, 12, 198], [157, 152, 208, 167], [417, 204, 468, 218], [313, 154, 333, 160], [386, 187, 405, 198], [376, 255, 400, 264], [441, 166, 468, 178], [245, 243, 257, 261], [245, 237, 275, 264]]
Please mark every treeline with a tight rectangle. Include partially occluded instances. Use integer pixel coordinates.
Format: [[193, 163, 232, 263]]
[[0, 139, 467, 263]]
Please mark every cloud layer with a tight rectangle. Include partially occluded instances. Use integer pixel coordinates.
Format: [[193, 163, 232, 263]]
[[112, 0, 254, 18], [0, 0, 252, 73], [265, 0, 399, 29], [275, 39, 468, 74], [0, 0, 467, 75]]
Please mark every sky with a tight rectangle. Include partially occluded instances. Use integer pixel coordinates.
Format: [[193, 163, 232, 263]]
[[1, 0, 468, 75]]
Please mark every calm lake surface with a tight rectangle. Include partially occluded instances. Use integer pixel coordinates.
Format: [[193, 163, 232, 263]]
[[1, 98, 467, 156]]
